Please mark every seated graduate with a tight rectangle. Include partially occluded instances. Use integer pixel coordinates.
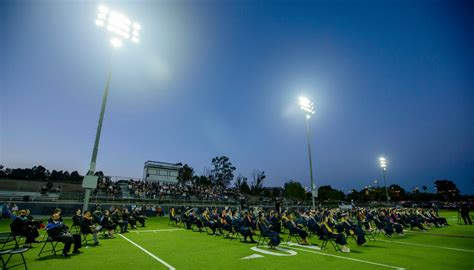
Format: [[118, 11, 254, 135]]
[[269, 210, 282, 233], [339, 213, 366, 246], [46, 209, 82, 257], [201, 209, 217, 234], [322, 215, 350, 253], [122, 208, 137, 229], [233, 211, 257, 243], [81, 211, 100, 246], [72, 209, 82, 227], [286, 213, 309, 245], [132, 207, 147, 227], [257, 213, 280, 248], [100, 210, 116, 238], [25, 209, 45, 230], [10, 209, 40, 248], [169, 207, 181, 225], [112, 208, 128, 233]]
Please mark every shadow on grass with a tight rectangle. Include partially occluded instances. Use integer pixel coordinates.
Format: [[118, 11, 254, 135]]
[[36, 254, 70, 261], [362, 244, 387, 248]]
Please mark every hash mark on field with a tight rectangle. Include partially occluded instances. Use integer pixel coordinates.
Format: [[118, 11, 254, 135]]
[[282, 245, 405, 270], [376, 239, 474, 253], [118, 234, 176, 270]]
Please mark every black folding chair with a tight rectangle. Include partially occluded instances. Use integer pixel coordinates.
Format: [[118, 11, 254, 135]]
[[0, 232, 29, 270], [37, 236, 59, 257]]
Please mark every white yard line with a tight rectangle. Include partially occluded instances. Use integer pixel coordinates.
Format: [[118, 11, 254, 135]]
[[281, 244, 405, 270], [118, 234, 176, 270], [131, 229, 184, 233], [376, 239, 474, 253]]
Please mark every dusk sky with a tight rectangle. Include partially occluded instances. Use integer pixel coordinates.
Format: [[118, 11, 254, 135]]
[[1, 0, 473, 194]]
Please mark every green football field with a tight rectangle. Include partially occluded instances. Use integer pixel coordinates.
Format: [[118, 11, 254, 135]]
[[1, 210, 473, 270]]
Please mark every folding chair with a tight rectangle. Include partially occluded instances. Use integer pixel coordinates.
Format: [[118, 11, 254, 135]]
[[320, 226, 342, 252], [0, 232, 29, 270], [286, 226, 303, 244], [37, 236, 59, 257], [373, 219, 391, 238]]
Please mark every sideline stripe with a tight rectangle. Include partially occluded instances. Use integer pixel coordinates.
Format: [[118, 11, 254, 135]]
[[404, 230, 474, 239], [131, 229, 184, 233], [376, 239, 474, 253], [281, 244, 405, 270], [118, 234, 176, 270]]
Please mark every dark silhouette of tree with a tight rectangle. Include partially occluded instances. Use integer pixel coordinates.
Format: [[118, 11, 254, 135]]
[[69, 171, 83, 182], [211, 156, 236, 187], [250, 170, 266, 195], [318, 185, 344, 201], [388, 184, 406, 201], [283, 180, 306, 201], [178, 164, 194, 184], [434, 179, 459, 200], [422, 185, 427, 193]]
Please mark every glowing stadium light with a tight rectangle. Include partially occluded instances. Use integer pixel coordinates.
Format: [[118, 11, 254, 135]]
[[378, 156, 389, 202], [299, 96, 315, 115], [95, 5, 141, 48]]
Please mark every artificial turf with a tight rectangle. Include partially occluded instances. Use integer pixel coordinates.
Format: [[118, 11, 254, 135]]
[[1, 210, 473, 270]]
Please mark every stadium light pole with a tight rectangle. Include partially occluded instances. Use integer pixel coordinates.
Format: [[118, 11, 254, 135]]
[[82, 5, 141, 212], [299, 96, 316, 210], [379, 157, 389, 203]]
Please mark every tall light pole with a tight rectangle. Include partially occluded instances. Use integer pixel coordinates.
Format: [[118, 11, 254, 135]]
[[374, 179, 380, 202], [299, 96, 316, 209], [379, 157, 389, 203], [82, 5, 141, 212]]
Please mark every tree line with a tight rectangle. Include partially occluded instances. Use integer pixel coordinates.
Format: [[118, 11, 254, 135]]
[[1, 158, 468, 202]]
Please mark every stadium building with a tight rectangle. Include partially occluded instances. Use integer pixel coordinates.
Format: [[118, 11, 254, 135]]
[[142, 161, 182, 184]]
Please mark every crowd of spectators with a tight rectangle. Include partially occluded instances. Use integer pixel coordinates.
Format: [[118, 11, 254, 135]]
[[127, 180, 241, 201], [92, 177, 243, 202], [94, 177, 122, 197]]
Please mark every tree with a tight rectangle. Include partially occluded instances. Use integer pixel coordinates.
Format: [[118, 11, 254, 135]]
[[434, 179, 459, 200], [317, 185, 344, 201], [31, 165, 48, 180], [69, 171, 83, 182], [211, 156, 236, 187], [240, 179, 251, 194], [193, 175, 212, 186], [422, 185, 427, 193], [283, 181, 306, 201], [178, 164, 194, 184], [250, 170, 266, 195], [388, 184, 406, 201], [234, 174, 245, 189]]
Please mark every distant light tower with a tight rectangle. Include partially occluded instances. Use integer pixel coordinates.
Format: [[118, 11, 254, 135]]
[[82, 5, 141, 212], [374, 179, 380, 202], [299, 96, 316, 209], [379, 157, 389, 203]]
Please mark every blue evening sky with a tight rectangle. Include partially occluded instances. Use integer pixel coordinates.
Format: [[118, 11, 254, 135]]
[[1, 0, 473, 194]]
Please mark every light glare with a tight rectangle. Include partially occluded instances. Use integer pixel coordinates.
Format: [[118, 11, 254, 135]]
[[95, 19, 105, 27], [98, 5, 109, 14], [110, 38, 123, 48]]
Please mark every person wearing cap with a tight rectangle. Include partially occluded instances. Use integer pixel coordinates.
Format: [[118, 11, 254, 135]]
[[46, 210, 82, 256], [10, 209, 40, 248]]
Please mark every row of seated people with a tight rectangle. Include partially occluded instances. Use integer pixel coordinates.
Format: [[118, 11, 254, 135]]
[[171, 205, 448, 253], [10, 208, 83, 256], [170, 207, 353, 251], [72, 207, 147, 239], [171, 207, 283, 247]]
